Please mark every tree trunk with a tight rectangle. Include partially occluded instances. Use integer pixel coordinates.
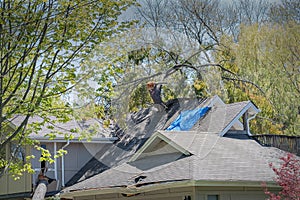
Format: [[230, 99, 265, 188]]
[[32, 180, 48, 200]]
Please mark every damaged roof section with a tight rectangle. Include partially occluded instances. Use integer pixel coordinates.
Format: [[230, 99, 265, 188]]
[[65, 95, 260, 188], [62, 130, 287, 198], [65, 96, 219, 186]]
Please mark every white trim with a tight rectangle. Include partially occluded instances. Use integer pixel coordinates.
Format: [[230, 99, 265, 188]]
[[157, 133, 191, 155], [60, 180, 279, 199], [30, 137, 118, 143], [209, 96, 244, 131], [129, 131, 191, 162], [208, 95, 225, 107], [61, 140, 70, 187], [33, 168, 55, 172], [54, 142, 59, 190], [246, 112, 258, 136], [219, 101, 260, 137], [129, 132, 160, 162]]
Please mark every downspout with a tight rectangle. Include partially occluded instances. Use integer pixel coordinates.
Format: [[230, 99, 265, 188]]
[[61, 140, 70, 188], [246, 113, 258, 136], [53, 142, 58, 190]]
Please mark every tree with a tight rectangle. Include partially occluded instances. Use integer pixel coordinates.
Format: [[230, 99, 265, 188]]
[[0, 0, 135, 179], [269, 0, 300, 24], [263, 153, 300, 200], [79, 0, 299, 136], [75, 29, 182, 125], [215, 22, 299, 135]]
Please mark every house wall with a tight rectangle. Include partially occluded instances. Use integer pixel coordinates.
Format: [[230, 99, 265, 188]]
[[31, 142, 109, 191], [73, 187, 194, 200], [195, 186, 272, 200], [0, 145, 32, 196], [0, 140, 112, 197], [0, 173, 32, 196]]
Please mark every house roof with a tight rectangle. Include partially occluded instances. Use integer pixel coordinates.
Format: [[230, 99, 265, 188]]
[[192, 101, 260, 136], [62, 130, 289, 197], [61, 96, 288, 197], [61, 95, 281, 198], [65, 97, 216, 186], [9, 115, 116, 142]]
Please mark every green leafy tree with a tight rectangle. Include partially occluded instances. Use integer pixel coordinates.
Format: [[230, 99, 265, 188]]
[[0, 0, 135, 178], [214, 22, 299, 135], [81, 0, 299, 136]]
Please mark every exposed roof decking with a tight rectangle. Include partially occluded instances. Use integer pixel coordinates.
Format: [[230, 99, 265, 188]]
[[65, 97, 216, 186]]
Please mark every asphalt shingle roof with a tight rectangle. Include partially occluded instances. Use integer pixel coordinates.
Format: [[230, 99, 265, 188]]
[[192, 101, 253, 134], [10, 115, 113, 139], [62, 96, 284, 195], [65, 97, 213, 186], [63, 130, 289, 193]]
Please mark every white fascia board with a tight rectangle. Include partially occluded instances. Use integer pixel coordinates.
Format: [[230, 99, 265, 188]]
[[32, 137, 118, 144], [219, 102, 260, 137], [129, 132, 161, 162], [248, 101, 261, 114], [129, 131, 191, 162], [157, 133, 191, 156], [210, 96, 243, 130], [60, 179, 279, 199], [208, 95, 225, 107]]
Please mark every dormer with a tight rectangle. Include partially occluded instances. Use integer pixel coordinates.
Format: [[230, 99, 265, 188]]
[[129, 131, 191, 163], [192, 100, 260, 136]]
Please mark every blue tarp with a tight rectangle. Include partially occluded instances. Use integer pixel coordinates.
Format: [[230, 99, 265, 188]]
[[166, 106, 210, 131]]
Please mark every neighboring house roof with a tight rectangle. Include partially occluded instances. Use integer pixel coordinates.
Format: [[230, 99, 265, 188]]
[[9, 115, 117, 143], [61, 130, 289, 198]]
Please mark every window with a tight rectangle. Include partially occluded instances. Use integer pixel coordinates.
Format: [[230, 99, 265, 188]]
[[207, 195, 219, 200]]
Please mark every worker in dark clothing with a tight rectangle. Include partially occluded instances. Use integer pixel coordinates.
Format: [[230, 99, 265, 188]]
[[146, 81, 167, 109]]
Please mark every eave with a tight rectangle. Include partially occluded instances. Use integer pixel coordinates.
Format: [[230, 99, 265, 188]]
[[30, 137, 119, 144], [60, 179, 279, 199]]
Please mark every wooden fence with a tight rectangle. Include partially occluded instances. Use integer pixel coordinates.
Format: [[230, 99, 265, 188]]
[[251, 134, 300, 156]]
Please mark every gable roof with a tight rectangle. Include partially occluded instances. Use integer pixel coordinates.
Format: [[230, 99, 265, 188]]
[[62, 96, 261, 189], [192, 101, 260, 136], [61, 130, 290, 198], [129, 131, 192, 162]]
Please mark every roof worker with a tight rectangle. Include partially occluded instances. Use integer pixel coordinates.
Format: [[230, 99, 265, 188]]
[[146, 81, 167, 110]]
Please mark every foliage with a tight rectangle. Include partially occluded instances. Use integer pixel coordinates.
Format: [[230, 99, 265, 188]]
[[263, 153, 300, 200], [129, 83, 152, 112], [76, 27, 197, 123], [218, 23, 299, 135], [0, 0, 135, 178]]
